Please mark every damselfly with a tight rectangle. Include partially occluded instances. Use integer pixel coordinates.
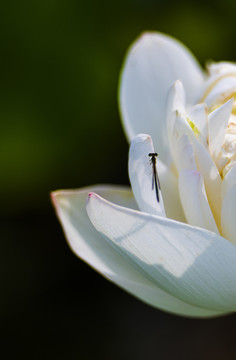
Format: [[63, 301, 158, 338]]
[[148, 153, 161, 203]]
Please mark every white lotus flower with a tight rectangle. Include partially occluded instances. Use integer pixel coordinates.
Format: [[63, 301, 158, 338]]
[[51, 32, 236, 318]]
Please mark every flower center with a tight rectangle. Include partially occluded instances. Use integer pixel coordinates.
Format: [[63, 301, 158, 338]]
[[204, 78, 236, 178], [221, 115, 236, 177]]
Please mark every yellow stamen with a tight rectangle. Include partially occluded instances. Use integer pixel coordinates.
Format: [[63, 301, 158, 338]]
[[187, 118, 200, 137]]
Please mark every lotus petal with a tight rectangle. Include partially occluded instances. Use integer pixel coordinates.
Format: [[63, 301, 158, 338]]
[[51, 186, 223, 317], [128, 134, 166, 217], [87, 192, 236, 311], [119, 32, 204, 164]]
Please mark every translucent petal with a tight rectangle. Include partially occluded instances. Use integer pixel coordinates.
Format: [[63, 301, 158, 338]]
[[176, 135, 197, 172], [222, 164, 236, 201], [128, 134, 166, 217], [166, 80, 186, 139], [51, 186, 223, 317], [188, 103, 208, 147], [194, 141, 222, 231], [87, 192, 236, 311], [208, 98, 233, 160], [169, 110, 195, 165], [155, 159, 185, 222], [201, 75, 236, 107], [167, 83, 208, 148], [128, 134, 185, 222], [178, 169, 219, 233], [221, 183, 236, 245], [207, 61, 236, 76], [119, 32, 205, 164]]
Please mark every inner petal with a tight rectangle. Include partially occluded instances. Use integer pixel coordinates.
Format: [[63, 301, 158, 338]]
[[178, 169, 219, 234], [128, 134, 166, 217], [208, 98, 233, 169]]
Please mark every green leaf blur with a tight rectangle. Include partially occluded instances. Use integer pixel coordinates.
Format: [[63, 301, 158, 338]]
[[1, 0, 236, 213]]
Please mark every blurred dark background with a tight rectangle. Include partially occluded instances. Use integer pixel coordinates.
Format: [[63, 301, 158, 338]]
[[1, 0, 236, 358]]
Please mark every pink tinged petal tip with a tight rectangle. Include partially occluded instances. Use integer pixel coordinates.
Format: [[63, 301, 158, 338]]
[[88, 192, 96, 198]]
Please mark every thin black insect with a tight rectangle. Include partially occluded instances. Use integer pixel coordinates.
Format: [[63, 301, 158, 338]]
[[148, 153, 161, 203]]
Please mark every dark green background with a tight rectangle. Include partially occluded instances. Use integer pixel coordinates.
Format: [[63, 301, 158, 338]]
[[1, 0, 236, 358]]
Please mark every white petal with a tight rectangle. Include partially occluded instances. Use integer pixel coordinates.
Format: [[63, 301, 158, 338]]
[[119, 32, 205, 163], [207, 61, 236, 76], [169, 110, 195, 164], [128, 134, 166, 217], [194, 141, 222, 230], [188, 103, 208, 147], [128, 132, 185, 222], [87, 192, 236, 311], [51, 185, 222, 317], [156, 159, 186, 222], [176, 135, 197, 172], [167, 83, 208, 149], [178, 169, 219, 233], [166, 80, 186, 137], [222, 164, 236, 201], [208, 98, 233, 160], [128, 134, 185, 223], [201, 75, 236, 107], [221, 182, 236, 245]]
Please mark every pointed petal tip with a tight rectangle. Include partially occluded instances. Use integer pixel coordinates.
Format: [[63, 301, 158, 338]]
[[50, 190, 64, 217], [87, 192, 97, 201], [224, 96, 233, 108], [50, 191, 55, 199], [138, 31, 154, 40], [173, 79, 184, 88], [228, 96, 234, 105], [134, 31, 160, 46], [50, 190, 58, 207], [50, 189, 77, 213], [128, 32, 155, 57], [87, 192, 104, 211], [132, 133, 152, 144], [50, 189, 66, 202]]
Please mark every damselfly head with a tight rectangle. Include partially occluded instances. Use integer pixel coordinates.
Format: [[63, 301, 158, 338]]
[[148, 152, 158, 157]]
